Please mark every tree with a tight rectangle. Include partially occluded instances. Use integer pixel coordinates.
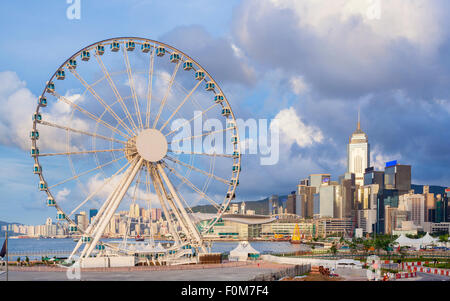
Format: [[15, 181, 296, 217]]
[[349, 241, 358, 255], [362, 239, 373, 255], [438, 235, 449, 244], [17, 256, 21, 266], [329, 243, 338, 258], [25, 256, 30, 266]]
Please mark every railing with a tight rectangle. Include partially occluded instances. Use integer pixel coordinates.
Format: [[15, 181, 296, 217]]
[[7, 250, 80, 257], [250, 264, 311, 281], [273, 250, 450, 261]]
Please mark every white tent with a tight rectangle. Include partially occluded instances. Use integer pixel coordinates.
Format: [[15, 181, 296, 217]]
[[229, 241, 260, 261], [421, 233, 438, 245], [395, 233, 438, 248]]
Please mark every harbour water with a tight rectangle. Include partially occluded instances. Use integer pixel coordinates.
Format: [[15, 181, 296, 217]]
[[4, 238, 311, 260]]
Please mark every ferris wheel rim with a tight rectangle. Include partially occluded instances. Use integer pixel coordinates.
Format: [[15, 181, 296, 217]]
[[31, 37, 242, 254]]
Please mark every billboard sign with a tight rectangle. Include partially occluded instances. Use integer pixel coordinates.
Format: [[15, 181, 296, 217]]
[[385, 160, 397, 168]]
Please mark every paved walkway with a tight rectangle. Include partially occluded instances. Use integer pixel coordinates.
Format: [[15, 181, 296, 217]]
[[1, 262, 294, 281]]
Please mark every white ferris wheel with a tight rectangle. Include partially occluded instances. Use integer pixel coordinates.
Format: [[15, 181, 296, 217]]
[[30, 37, 241, 262]]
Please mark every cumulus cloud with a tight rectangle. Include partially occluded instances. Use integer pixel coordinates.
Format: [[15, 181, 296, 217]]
[[55, 187, 71, 202], [271, 107, 323, 148], [86, 172, 159, 208], [0, 71, 91, 152], [289, 75, 308, 95], [159, 25, 256, 86], [0, 71, 35, 150], [233, 0, 450, 98], [370, 145, 402, 171]]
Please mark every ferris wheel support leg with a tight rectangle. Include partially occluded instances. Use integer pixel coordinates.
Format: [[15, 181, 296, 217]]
[[149, 165, 182, 246], [156, 164, 206, 253], [68, 163, 130, 262], [153, 165, 195, 247], [83, 158, 144, 258], [77, 163, 132, 260]]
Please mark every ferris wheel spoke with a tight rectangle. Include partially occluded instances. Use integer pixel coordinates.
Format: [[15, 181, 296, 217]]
[[52, 91, 130, 140], [148, 163, 182, 245], [39, 120, 126, 145], [48, 155, 126, 190], [67, 160, 131, 218], [145, 50, 155, 129], [165, 102, 220, 137], [38, 148, 124, 157], [122, 45, 144, 129], [69, 158, 136, 261], [155, 163, 204, 246], [168, 127, 232, 145], [161, 162, 221, 211], [94, 53, 139, 132], [165, 155, 229, 185], [82, 157, 144, 258], [68, 68, 135, 136], [159, 79, 202, 132], [152, 59, 182, 129], [167, 149, 234, 158]]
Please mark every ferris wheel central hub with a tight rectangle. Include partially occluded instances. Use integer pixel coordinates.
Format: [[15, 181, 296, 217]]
[[135, 129, 168, 162]]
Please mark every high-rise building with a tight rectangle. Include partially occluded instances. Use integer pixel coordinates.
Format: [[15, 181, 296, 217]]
[[309, 174, 331, 190], [129, 204, 140, 218], [297, 183, 316, 218], [364, 167, 384, 187], [338, 173, 356, 219], [286, 192, 296, 214], [268, 195, 279, 215], [318, 184, 337, 218], [89, 208, 98, 221], [347, 110, 370, 187], [399, 193, 425, 227], [384, 161, 411, 194]]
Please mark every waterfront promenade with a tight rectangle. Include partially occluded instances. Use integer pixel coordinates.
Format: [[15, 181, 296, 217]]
[[1, 261, 300, 281]]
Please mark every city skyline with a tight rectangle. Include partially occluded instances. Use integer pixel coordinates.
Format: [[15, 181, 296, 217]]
[[1, 1, 450, 225]]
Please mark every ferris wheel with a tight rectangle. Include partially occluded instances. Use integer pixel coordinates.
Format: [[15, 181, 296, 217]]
[[31, 37, 241, 261]]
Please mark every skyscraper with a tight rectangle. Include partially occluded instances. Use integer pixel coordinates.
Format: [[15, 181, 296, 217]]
[[347, 110, 370, 187]]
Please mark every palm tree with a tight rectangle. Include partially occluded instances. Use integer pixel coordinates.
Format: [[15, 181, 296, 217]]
[[329, 243, 338, 258]]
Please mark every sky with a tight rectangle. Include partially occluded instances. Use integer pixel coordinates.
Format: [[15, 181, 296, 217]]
[[1, 0, 449, 225]]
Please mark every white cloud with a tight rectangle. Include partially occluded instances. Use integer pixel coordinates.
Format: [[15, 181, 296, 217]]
[[289, 76, 308, 95], [234, 0, 450, 97], [370, 145, 402, 171], [86, 172, 159, 208], [271, 107, 323, 148], [0, 71, 35, 150], [268, 0, 443, 53], [55, 187, 71, 202]]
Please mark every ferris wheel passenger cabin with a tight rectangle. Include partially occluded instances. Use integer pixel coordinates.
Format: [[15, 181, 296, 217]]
[[56, 70, 65, 80], [46, 81, 55, 93], [47, 197, 56, 207], [156, 46, 165, 56], [38, 96, 47, 107], [126, 40, 135, 51], [205, 81, 215, 91], [170, 52, 180, 63], [81, 50, 90, 61], [67, 59, 77, 69], [141, 42, 151, 53], [33, 164, 41, 174], [33, 113, 42, 122], [110, 41, 120, 52], [183, 60, 193, 70], [96, 44, 105, 55], [195, 70, 205, 81]]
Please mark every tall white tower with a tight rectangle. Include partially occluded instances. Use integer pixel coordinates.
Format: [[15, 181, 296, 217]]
[[347, 110, 370, 187]]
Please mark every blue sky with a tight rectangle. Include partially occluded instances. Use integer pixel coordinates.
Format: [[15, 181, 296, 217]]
[[1, 0, 449, 224]]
